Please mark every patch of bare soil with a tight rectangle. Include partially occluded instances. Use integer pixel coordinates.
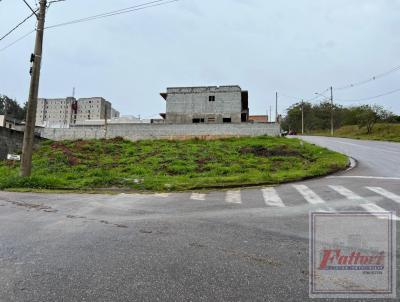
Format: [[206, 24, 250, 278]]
[[51, 142, 80, 166], [239, 146, 301, 157]]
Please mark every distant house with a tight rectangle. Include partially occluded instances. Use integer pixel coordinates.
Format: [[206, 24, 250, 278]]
[[160, 86, 249, 124], [249, 115, 268, 123], [0, 115, 23, 130]]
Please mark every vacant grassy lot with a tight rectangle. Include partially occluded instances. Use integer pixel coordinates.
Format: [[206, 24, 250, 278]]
[[0, 136, 348, 192], [311, 123, 400, 142]]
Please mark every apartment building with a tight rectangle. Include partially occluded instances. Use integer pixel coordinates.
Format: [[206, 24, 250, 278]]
[[36, 97, 117, 128]]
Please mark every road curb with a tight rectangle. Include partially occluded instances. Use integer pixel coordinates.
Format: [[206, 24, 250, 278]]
[[346, 157, 357, 172]]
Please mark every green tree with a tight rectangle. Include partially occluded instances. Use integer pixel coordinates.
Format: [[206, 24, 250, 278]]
[[355, 104, 391, 134], [281, 102, 313, 132], [0, 95, 26, 121], [282, 101, 343, 132], [281, 100, 397, 133]]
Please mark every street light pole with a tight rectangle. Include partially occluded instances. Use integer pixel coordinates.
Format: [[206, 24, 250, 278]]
[[315, 89, 334, 136], [20, 0, 47, 177], [301, 100, 304, 135], [3, 99, 8, 127], [275, 92, 278, 123], [269, 105, 272, 124], [330, 86, 334, 136]]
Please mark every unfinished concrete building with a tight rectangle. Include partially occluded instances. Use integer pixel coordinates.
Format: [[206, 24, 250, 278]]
[[160, 86, 249, 124]]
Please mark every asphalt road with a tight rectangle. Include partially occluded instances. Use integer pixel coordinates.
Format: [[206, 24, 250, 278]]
[[0, 136, 399, 301]]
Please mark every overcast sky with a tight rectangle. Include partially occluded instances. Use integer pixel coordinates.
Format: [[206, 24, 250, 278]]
[[1, 0, 399, 118]]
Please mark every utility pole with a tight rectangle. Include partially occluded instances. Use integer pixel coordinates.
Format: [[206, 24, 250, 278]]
[[330, 86, 334, 136], [20, 0, 47, 177], [301, 100, 304, 135], [104, 105, 108, 139], [3, 99, 8, 127], [269, 105, 272, 124], [275, 92, 278, 123]]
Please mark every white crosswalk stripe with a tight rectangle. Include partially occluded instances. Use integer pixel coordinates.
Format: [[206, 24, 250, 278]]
[[366, 187, 400, 204], [184, 186, 399, 215], [225, 191, 242, 204], [329, 185, 360, 200], [293, 185, 334, 212], [262, 188, 285, 207], [329, 185, 399, 221], [293, 185, 324, 204], [190, 193, 206, 201], [358, 203, 400, 221]]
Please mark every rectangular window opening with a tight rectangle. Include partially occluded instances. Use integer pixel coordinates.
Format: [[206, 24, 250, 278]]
[[193, 118, 205, 124]]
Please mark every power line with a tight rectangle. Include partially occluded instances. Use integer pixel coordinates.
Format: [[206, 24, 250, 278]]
[[0, 12, 36, 42], [0, 30, 35, 52], [278, 62, 400, 103], [21, 0, 38, 17], [337, 87, 400, 102], [54, 0, 166, 23], [334, 64, 400, 91], [279, 87, 329, 102], [0, 0, 181, 53], [279, 93, 302, 101], [310, 87, 330, 101], [282, 85, 400, 105], [45, 0, 180, 30]]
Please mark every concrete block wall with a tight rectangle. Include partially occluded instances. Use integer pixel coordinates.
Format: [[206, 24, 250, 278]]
[[0, 127, 43, 160], [39, 123, 281, 141]]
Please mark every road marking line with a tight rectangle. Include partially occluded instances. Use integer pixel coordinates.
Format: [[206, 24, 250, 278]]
[[154, 193, 171, 198], [293, 185, 325, 204], [331, 140, 400, 155], [261, 188, 285, 207], [225, 191, 242, 204], [190, 193, 206, 201], [329, 185, 361, 200], [315, 208, 334, 213], [327, 176, 400, 181], [359, 203, 400, 221], [329, 185, 399, 220], [294, 184, 335, 212], [366, 187, 400, 204]]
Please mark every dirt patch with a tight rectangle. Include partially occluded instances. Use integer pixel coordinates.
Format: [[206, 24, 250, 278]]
[[73, 140, 90, 151], [195, 157, 214, 172], [51, 142, 80, 166], [196, 157, 214, 165], [239, 146, 301, 157], [4, 160, 18, 168], [109, 136, 125, 143]]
